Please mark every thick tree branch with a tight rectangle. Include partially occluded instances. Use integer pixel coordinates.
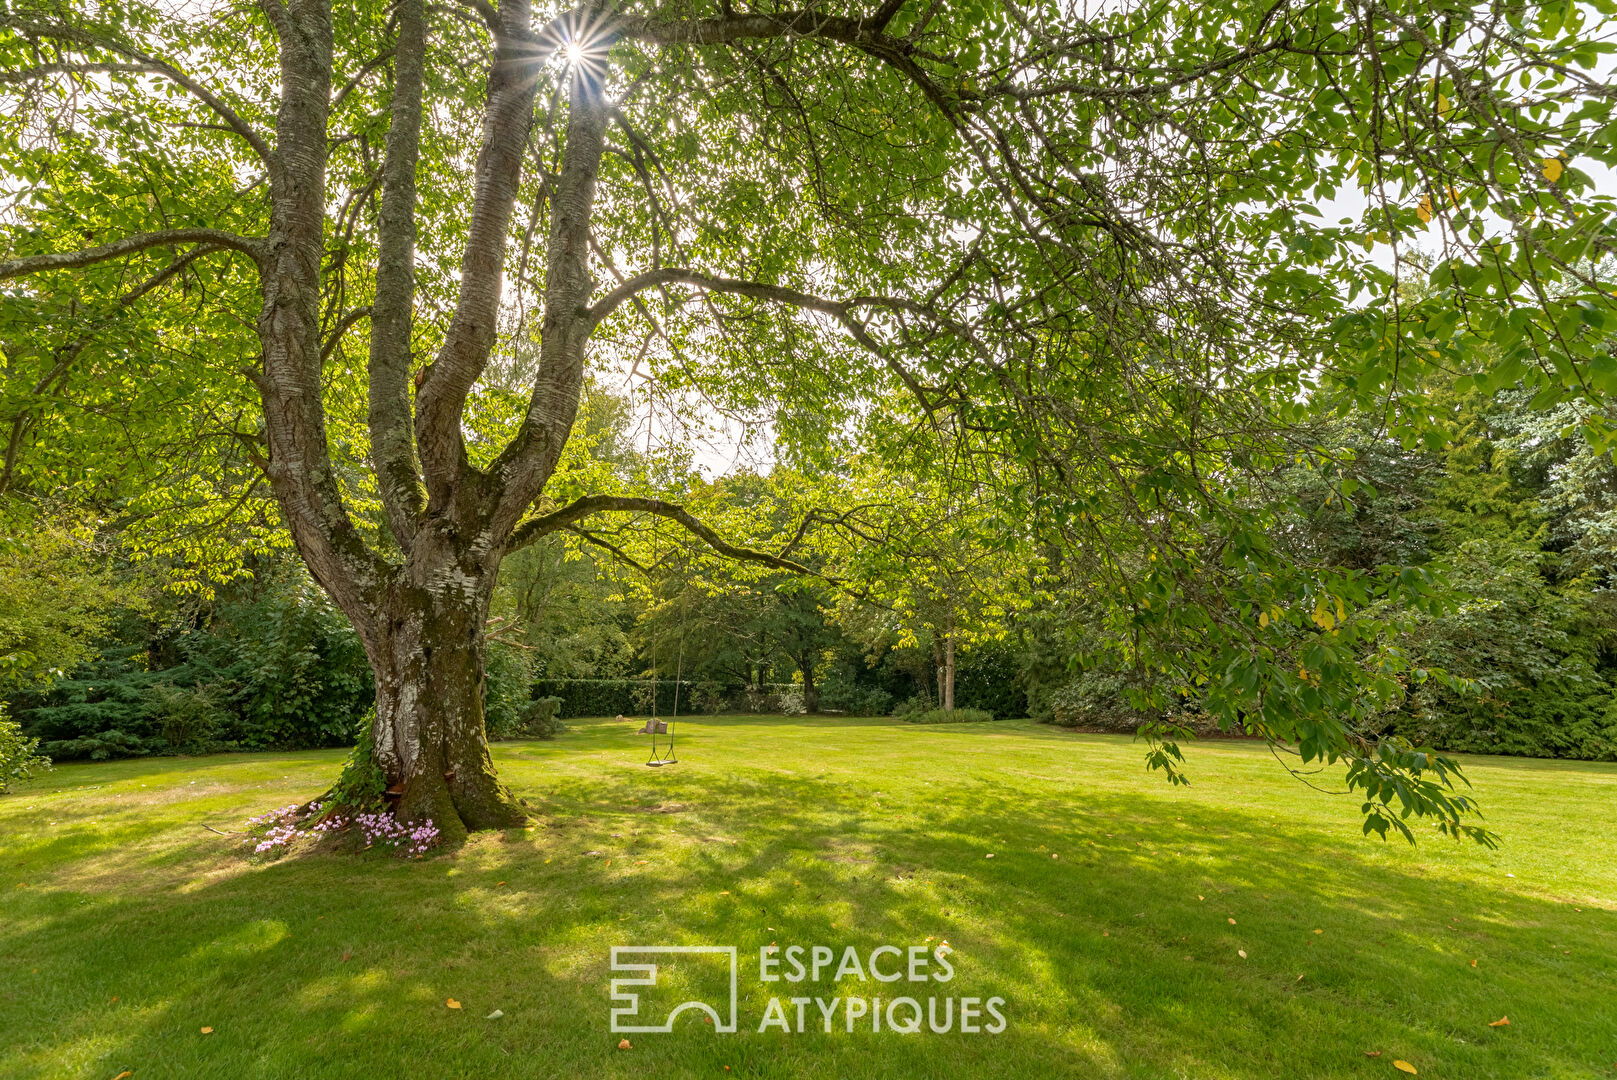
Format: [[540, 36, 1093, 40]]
[[0, 229, 262, 281], [485, 61, 610, 540], [367, 0, 428, 548], [415, 0, 544, 505], [251, 0, 385, 630], [509, 495, 814, 576]]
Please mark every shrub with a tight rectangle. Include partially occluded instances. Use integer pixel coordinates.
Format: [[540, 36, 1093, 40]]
[[901, 706, 997, 725], [778, 686, 807, 715], [1046, 672, 1155, 732], [146, 681, 225, 752], [496, 695, 565, 740], [892, 695, 932, 718], [952, 645, 1025, 719], [0, 705, 49, 791], [818, 683, 894, 716], [40, 727, 148, 760], [690, 680, 729, 715], [485, 642, 536, 738]]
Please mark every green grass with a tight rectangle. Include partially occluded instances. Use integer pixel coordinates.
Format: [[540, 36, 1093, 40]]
[[1, 716, 1614, 1079]]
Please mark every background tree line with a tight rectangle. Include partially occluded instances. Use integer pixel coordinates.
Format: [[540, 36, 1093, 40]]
[[8, 360, 1617, 765]]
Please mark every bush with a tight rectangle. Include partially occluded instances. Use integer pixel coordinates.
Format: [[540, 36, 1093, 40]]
[[0, 704, 49, 791], [492, 695, 566, 741], [901, 706, 997, 725], [1046, 671, 1155, 732], [952, 645, 1024, 719], [777, 686, 808, 715], [818, 682, 894, 716], [146, 682, 225, 753], [891, 695, 932, 718], [485, 642, 536, 738], [19, 571, 373, 759], [689, 680, 729, 715]]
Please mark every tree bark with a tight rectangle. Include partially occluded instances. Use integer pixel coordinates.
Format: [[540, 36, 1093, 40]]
[[943, 632, 956, 712], [363, 536, 526, 842], [799, 654, 819, 713]]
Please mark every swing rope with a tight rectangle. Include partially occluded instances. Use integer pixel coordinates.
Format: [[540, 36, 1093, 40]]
[[646, 569, 686, 766]]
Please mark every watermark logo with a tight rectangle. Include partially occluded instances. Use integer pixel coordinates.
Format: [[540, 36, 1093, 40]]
[[609, 943, 1006, 1035], [609, 946, 739, 1033]]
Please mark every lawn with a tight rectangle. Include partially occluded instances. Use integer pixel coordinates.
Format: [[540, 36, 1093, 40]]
[[1, 715, 1614, 1079]]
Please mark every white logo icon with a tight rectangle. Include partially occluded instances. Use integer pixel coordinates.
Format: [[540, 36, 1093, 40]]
[[610, 946, 738, 1033]]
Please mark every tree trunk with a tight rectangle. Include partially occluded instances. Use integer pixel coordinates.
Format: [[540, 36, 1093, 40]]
[[944, 633, 956, 712], [362, 557, 527, 843], [799, 655, 819, 713]]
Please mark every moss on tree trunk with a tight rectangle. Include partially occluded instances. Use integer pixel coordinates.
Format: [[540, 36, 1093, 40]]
[[367, 571, 527, 843]]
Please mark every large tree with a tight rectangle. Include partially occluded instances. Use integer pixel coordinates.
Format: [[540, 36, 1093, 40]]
[[2, 0, 1611, 839]]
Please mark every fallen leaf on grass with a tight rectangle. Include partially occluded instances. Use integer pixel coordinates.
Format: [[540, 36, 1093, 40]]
[[1470, 959, 1478, 968], [446, 999, 462, 1010], [1313, 929, 1323, 935], [985, 853, 995, 859], [1296, 974, 1305, 982], [1365, 1050, 1382, 1057], [112, 1072, 133, 1079], [618, 1038, 632, 1049], [1228, 918, 1237, 925], [1237, 949, 1247, 959], [486, 1010, 504, 1020], [200, 1027, 213, 1034], [1489, 1016, 1510, 1027], [496, 881, 506, 886], [341, 949, 351, 962], [1394, 1061, 1418, 1074]]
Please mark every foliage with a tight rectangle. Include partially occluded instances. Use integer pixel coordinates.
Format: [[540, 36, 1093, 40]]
[[325, 719, 386, 813], [1046, 672, 1156, 733], [0, 507, 134, 692], [484, 642, 538, 739], [486, 640, 566, 740], [0, 702, 47, 791], [532, 678, 693, 720], [5, 0, 1613, 841], [18, 561, 373, 759]]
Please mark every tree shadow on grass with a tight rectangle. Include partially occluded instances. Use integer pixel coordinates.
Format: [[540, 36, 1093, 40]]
[[4, 745, 1614, 1080], [3, 730, 1617, 1073]]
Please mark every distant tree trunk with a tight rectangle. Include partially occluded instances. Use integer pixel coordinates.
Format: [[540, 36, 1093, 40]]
[[799, 654, 819, 713], [943, 632, 956, 712]]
